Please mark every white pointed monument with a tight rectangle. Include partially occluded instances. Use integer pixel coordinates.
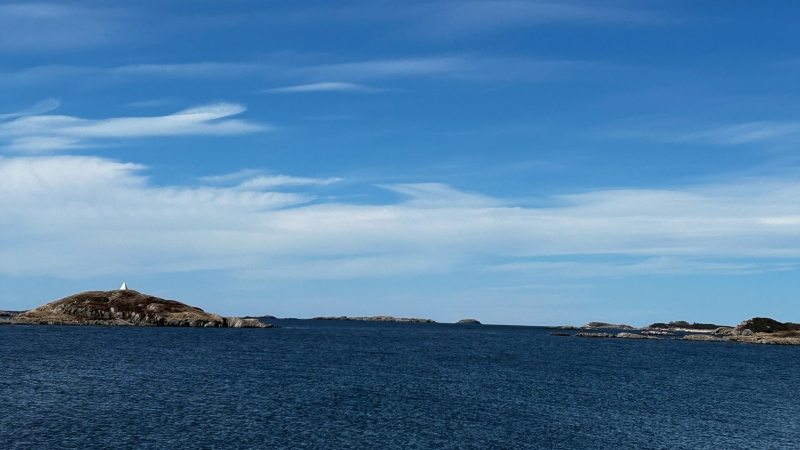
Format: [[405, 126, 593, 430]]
[[119, 282, 128, 291]]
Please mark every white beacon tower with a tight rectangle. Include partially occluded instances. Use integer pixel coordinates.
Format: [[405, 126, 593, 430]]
[[119, 282, 128, 290]]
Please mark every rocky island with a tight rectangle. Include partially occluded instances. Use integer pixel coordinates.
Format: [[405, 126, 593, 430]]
[[312, 315, 436, 323], [456, 318, 481, 324], [680, 317, 800, 345], [565, 317, 799, 345], [581, 322, 635, 330], [644, 320, 726, 332], [9, 288, 273, 328]]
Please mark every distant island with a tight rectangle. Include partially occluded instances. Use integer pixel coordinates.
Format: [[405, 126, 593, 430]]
[[644, 320, 727, 331], [310, 316, 484, 324], [582, 322, 636, 330], [558, 317, 800, 346], [4, 290, 797, 346], [312, 316, 436, 323], [6, 288, 272, 328]]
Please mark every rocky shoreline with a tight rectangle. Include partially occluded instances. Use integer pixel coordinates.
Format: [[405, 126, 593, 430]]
[[559, 317, 800, 346], [8, 290, 273, 328], [5, 292, 796, 345]]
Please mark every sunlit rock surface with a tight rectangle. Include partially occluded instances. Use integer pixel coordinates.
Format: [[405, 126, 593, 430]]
[[11, 290, 273, 328]]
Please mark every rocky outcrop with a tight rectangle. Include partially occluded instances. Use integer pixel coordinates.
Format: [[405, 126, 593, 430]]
[[242, 315, 276, 319], [11, 290, 273, 328], [312, 316, 436, 323], [574, 332, 658, 340], [456, 318, 481, 324], [734, 317, 800, 334], [575, 332, 616, 338], [679, 334, 722, 342], [679, 318, 800, 345], [582, 322, 635, 330], [0, 310, 24, 325], [641, 330, 672, 336], [616, 332, 658, 340], [679, 333, 800, 345], [645, 321, 725, 331], [224, 317, 272, 328]]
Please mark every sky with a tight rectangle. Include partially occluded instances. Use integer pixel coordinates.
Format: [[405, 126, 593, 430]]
[[1, 1, 798, 326]]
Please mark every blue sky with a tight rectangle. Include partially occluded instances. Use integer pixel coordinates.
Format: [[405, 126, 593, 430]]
[[1, 1, 798, 326]]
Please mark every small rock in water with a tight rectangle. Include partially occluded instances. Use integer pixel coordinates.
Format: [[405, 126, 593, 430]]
[[616, 332, 657, 340], [575, 332, 615, 338]]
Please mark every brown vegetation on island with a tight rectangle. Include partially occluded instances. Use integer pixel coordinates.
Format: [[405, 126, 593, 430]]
[[645, 320, 726, 331], [11, 290, 273, 328]]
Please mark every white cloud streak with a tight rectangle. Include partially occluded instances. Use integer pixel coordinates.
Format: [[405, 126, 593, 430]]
[[600, 120, 800, 147], [261, 82, 377, 93], [0, 155, 797, 279], [0, 103, 268, 152], [237, 175, 343, 190], [296, 56, 613, 83], [1, 55, 613, 87], [0, 98, 61, 120], [296, 57, 466, 80], [675, 121, 800, 146]]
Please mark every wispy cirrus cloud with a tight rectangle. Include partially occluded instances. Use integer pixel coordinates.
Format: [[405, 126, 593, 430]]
[[296, 55, 615, 83], [0, 98, 61, 120], [382, 183, 503, 207], [599, 120, 800, 148], [199, 169, 265, 185], [124, 98, 177, 108], [296, 57, 465, 80], [0, 3, 127, 51], [258, 1, 666, 39], [0, 155, 797, 279], [404, 1, 664, 38], [237, 175, 343, 190], [674, 121, 800, 146], [1, 54, 618, 89], [0, 102, 268, 152], [262, 82, 378, 93], [0, 62, 273, 86], [491, 257, 797, 277], [201, 170, 342, 189], [112, 62, 269, 78]]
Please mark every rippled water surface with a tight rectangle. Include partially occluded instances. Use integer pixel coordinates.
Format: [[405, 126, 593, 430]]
[[1, 320, 799, 449]]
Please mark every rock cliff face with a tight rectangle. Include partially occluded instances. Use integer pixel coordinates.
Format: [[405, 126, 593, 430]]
[[11, 290, 272, 328]]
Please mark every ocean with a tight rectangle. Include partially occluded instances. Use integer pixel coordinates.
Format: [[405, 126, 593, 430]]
[[1, 320, 798, 449]]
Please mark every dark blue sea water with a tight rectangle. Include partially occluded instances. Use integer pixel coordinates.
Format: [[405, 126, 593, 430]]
[[1, 320, 798, 449]]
